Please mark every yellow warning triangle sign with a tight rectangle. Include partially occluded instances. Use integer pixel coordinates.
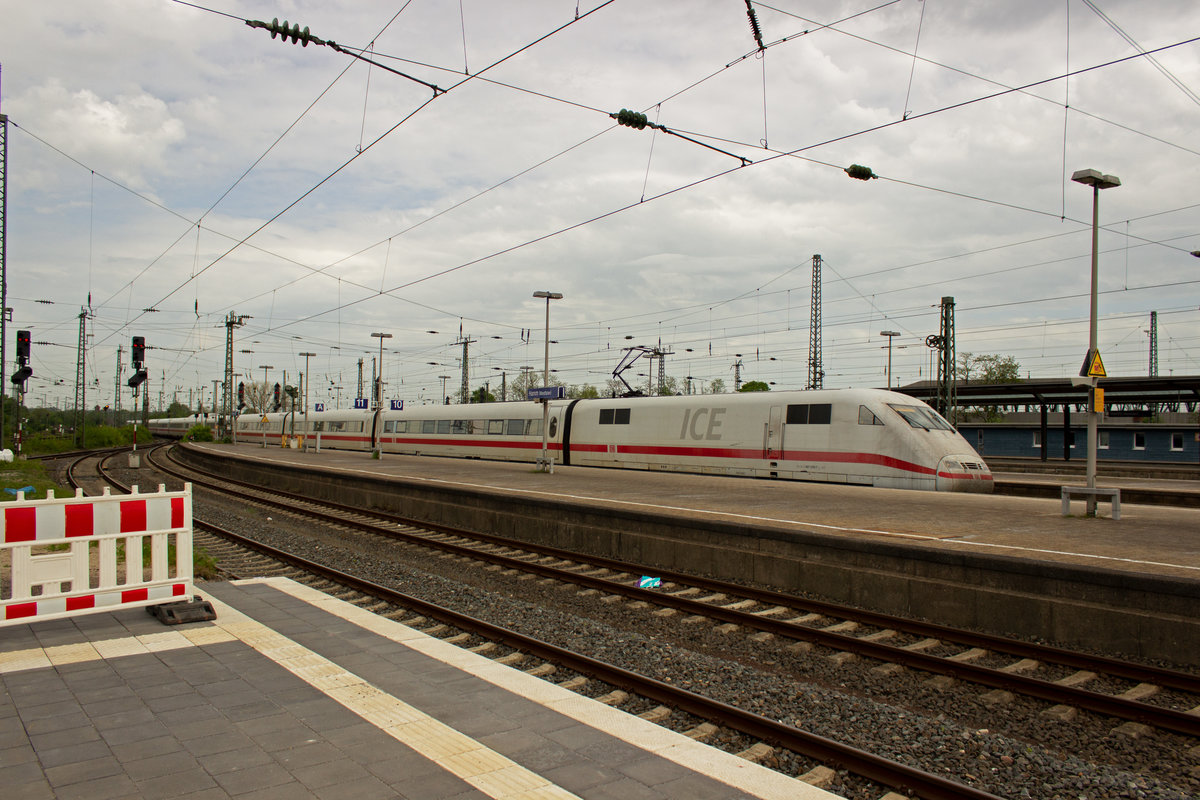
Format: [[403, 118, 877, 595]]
[[1080, 349, 1107, 378]]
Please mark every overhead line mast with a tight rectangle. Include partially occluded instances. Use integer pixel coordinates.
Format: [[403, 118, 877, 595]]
[[0, 80, 8, 448], [807, 254, 823, 390]]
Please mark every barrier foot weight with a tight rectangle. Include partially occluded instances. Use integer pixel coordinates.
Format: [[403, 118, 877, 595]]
[[148, 596, 217, 625]]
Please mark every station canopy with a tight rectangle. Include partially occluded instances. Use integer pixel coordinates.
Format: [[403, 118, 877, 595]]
[[896, 376, 1200, 413]]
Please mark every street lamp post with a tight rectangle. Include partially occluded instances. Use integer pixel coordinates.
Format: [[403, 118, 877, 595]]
[[370, 333, 392, 410], [438, 375, 451, 405], [258, 366, 274, 401], [299, 352, 316, 450], [532, 291, 563, 472], [258, 365, 274, 448], [880, 331, 901, 389], [1071, 168, 1120, 517], [370, 333, 392, 454]]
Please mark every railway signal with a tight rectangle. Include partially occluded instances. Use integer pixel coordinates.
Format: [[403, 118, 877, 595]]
[[128, 335, 147, 389], [11, 330, 32, 386]]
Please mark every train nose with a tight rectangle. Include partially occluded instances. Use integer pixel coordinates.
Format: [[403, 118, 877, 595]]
[[936, 454, 994, 493]]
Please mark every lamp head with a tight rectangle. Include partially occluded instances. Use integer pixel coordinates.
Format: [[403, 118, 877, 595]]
[[1070, 168, 1120, 190]]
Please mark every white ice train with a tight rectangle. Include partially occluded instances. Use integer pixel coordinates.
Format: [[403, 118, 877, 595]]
[[198, 388, 991, 492]]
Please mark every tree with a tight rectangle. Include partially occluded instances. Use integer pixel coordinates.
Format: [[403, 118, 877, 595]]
[[243, 381, 275, 414], [568, 384, 600, 399], [604, 377, 630, 397], [707, 378, 726, 394], [166, 401, 191, 418], [958, 353, 1021, 422], [960, 353, 1020, 384], [471, 386, 496, 403], [739, 381, 770, 392]]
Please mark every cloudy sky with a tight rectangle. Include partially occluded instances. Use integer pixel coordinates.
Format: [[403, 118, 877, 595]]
[[1, 0, 1198, 410]]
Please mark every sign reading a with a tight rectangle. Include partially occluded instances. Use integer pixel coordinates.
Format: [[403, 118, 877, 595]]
[[314, 403, 325, 412], [526, 386, 565, 401]]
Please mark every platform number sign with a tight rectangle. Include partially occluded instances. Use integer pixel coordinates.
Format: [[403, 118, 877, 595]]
[[353, 398, 368, 409], [314, 403, 325, 412], [390, 399, 404, 410]]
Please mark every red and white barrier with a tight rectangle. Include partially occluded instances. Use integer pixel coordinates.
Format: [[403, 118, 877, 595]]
[[2, 484, 194, 626]]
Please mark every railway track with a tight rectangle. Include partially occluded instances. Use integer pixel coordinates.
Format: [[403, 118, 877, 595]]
[[147, 443, 1200, 738], [67, 444, 1011, 800], [67, 445, 1198, 799]]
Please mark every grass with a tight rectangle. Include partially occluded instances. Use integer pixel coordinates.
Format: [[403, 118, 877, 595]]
[[0, 459, 70, 501]]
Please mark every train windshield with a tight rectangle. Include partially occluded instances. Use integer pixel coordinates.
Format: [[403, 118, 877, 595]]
[[887, 404, 955, 431]]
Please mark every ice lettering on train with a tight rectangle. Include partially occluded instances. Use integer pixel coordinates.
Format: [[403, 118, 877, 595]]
[[679, 407, 726, 440]]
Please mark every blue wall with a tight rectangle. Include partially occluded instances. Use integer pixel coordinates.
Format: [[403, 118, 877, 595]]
[[958, 424, 1199, 463]]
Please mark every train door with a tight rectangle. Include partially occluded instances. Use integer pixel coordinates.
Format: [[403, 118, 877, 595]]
[[765, 405, 783, 459]]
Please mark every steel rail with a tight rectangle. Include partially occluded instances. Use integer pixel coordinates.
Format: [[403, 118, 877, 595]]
[[96, 446, 1009, 800], [156, 445, 1200, 737], [163, 445, 1200, 692]]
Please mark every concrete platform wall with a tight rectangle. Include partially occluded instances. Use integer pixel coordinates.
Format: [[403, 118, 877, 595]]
[[179, 445, 1200, 665]]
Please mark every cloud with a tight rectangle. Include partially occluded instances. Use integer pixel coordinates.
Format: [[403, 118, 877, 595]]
[[15, 80, 184, 192]]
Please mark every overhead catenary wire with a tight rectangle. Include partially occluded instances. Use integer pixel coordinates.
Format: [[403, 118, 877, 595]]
[[12, 6, 1200, 400]]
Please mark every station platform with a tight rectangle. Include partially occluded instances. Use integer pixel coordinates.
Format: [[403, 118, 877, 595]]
[[186, 443, 1200, 583], [1, 577, 828, 800]]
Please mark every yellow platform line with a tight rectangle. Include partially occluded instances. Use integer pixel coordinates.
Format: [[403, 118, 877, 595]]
[[0, 595, 578, 800], [256, 577, 831, 800]]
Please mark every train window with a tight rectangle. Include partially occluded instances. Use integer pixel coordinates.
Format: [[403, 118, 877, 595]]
[[383, 421, 395, 433], [615, 408, 631, 424], [488, 420, 504, 434], [329, 421, 345, 432], [600, 408, 631, 424], [1099, 431, 1110, 450], [1133, 432, 1146, 450], [394, 420, 408, 434], [506, 419, 525, 436], [437, 420, 452, 434], [451, 420, 469, 434], [313, 421, 324, 432], [887, 404, 953, 431], [529, 419, 543, 437], [470, 420, 486, 435], [857, 405, 884, 426], [549, 417, 558, 438], [599, 409, 614, 424], [1171, 433, 1184, 451], [421, 420, 436, 434], [786, 404, 831, 424]]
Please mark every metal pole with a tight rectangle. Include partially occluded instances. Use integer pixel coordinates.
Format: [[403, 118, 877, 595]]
[[1086, 183, 1100, 515], [532, 291, 562, 471], [542, 296, 550, 468], [300, 352, 315, 450], [1072, 168, 1118, 516]]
